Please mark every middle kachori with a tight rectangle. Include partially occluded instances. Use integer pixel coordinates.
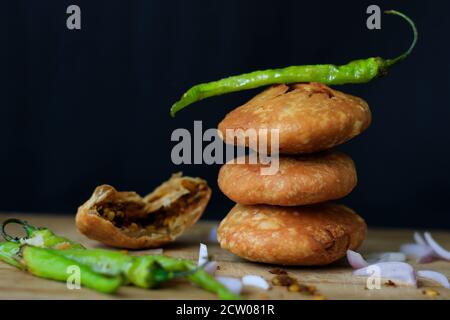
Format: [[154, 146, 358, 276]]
[[218, 150, 357, 206]]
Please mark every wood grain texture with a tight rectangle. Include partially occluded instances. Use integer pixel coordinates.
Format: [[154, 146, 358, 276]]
[[0, 213, 449, 300]]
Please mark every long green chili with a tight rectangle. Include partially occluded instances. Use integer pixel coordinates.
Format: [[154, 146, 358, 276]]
[[52, 249, 240, 299], [146, 255, 241, 300], [48, 248, 168, 289], [22, 246, 122, 294], [170, 10, 418, 116]]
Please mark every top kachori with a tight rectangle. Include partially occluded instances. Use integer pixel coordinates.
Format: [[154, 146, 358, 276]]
[[218, 83, 371, 154]]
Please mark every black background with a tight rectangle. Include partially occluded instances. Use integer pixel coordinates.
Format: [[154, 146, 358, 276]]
[[2, 0, 450, 228]]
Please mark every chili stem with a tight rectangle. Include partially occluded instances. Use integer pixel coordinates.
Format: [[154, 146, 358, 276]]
[[384, 10, 418, 67], [1, 219, 36, 242]]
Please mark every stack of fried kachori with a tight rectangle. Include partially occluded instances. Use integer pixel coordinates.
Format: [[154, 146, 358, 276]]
[[216, 83, 370, 265]]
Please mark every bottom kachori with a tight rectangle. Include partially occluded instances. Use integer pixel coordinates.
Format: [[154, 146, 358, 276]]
[[217, 203, 366, 265]]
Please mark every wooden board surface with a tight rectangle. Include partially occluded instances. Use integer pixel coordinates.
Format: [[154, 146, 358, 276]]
[[0, 213, 449, 300]]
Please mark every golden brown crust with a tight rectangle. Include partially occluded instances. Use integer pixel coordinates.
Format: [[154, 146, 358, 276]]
[[217, 203, 367, 265], [76, 173, 211, 249], [218, 83, 371, 154], [218, 150, 357, 206]]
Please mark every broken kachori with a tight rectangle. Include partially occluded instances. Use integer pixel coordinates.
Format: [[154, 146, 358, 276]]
[[76, 173, 211, 249]]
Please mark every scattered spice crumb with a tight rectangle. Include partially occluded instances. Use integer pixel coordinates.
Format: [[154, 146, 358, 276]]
[[270, 271, 324, 299], [422, 288, 440, 297], [269, 268, 287, 275], [384, 280, 397, 287], [272, 274, 295, 286], [288, 283, 301, 292]]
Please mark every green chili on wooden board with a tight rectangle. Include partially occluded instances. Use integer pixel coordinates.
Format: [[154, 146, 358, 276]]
[[1, 218, 84, 249], [50, 248, 173, 289], [51, 249, 240, 299], [22, 246, 123, 294], [170, 10, 418, 117], [0, 219, 241, 299], [0, 242, 122, 293], [145, 254, 241, 300]]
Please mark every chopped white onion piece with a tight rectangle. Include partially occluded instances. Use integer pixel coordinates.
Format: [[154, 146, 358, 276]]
[[414, 232, 427, 246], [242, 275, 270, 290], [198, 243, 209, 267], [424, 232, 450, 261], [208, 225, 218, 243], [203, 261, 218, 275], [353, 262, 417, 287], [417, 270, 450, 289], [216, 276, 243, 295], [400, 243, 434, 263], [346, 250, 369, 269], [367, 252, 406, 263]]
